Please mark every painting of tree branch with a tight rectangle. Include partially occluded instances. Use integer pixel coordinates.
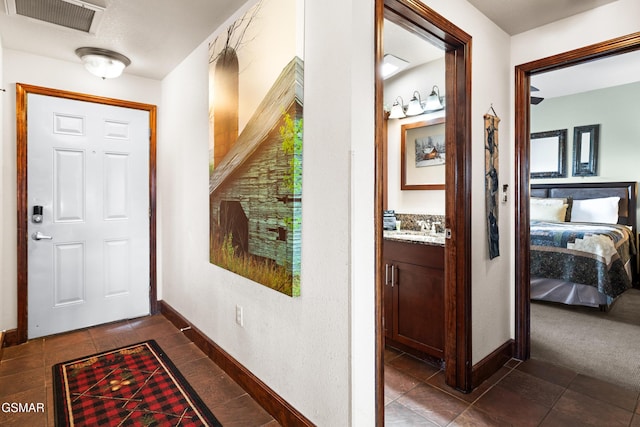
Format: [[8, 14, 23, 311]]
[[208, 0, 304, 297]]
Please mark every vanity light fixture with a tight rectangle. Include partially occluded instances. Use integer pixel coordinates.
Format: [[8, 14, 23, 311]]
[[388, 96, 406, 119], [75, 47, 131, 79], [424, 85, 444, 112], [405, 91, 424, 116]]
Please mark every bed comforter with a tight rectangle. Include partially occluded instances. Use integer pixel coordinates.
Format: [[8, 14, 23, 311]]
[[530, 221, 636, 299]]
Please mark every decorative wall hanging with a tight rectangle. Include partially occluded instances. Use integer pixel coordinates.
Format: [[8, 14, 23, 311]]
[[530, 129, 567, 178], [484, 109, 500, 259], [572, 124, 599, 176], [208, 0, 304, 297], [401, 117, 446, 190]]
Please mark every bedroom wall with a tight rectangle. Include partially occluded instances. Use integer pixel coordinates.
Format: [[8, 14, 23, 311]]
[[531, 81, 640, 228], [0, 49, 162, 332]]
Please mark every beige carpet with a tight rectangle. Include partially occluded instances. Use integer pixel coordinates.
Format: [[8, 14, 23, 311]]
[[531, 288, 640, 392]]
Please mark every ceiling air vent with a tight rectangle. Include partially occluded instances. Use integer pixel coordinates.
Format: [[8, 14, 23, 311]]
[[4, 0, 105, 34]]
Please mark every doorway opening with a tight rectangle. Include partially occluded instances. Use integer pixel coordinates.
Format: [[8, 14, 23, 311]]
[[514, 33, 640, 362], [220, 200, 249, 255], [15, 84, 158, 345], [375, 0, 472, 422]]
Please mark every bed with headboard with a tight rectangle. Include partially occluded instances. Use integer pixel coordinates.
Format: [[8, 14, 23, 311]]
[[530, 181, 638, 310]]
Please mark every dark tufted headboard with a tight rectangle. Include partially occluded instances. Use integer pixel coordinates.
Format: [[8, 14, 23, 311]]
[[530, 181, 637, 232]]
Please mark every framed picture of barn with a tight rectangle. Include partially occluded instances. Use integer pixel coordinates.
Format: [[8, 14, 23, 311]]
[[208, 0, 304, 297]]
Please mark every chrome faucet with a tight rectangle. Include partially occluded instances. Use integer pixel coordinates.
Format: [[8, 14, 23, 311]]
[[417, 220, 430, 232]]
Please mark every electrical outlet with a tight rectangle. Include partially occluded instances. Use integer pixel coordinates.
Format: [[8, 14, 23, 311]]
[[235, 305, 244, 327]]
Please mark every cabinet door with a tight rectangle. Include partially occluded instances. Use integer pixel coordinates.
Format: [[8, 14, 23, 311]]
[[393, 261, 444, 358]]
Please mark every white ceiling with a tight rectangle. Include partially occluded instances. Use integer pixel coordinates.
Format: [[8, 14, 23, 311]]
[[532, 50, 640, 100], [467, 0, 619, 35], [0, 0, 627, 82], [384, 0, 622, 69], [384, 0, 637, 99], [383, 19, 444, 74], [0, 0, 244, 80]]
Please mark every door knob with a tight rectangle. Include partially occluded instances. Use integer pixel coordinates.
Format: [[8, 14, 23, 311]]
[[32, 231, 53, 241]]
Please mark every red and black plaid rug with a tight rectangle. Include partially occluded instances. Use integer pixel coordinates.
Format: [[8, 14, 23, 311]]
[[52, 340, 222, 426]]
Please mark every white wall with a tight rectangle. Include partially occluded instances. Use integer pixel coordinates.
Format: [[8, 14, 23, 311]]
[[0, 49, 161, 331], [158, 0, 374, 424], [511, 0, 640, 68], [384, 58, 447, 215], [421, 0, 513, 364], [160, 0, 516, 422], [161, 2, 514, 424]]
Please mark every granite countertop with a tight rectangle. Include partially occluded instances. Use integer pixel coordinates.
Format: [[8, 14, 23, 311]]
[[383, 230, 445, 247]]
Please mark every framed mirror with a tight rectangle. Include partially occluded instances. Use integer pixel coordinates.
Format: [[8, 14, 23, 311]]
[[530, 129, 567, 178], [400, 117, 446, 190], [572, 124, 599, 176]]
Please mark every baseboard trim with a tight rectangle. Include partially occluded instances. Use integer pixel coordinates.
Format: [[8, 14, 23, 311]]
[[1, 329, 19, 353], [159, 300, 312, 427], [471, 339, 515, 388]]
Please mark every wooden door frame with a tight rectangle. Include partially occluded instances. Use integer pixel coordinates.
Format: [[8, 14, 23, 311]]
[[375, 0, 472, 422], [15, 83, 158, 344], [514, 33, 640, 359]]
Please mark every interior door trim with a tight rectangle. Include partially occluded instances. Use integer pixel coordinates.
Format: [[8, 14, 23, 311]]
[[514, 32, 640, 360], [375, 1, 472, 423], [15, 83, 158, 344]]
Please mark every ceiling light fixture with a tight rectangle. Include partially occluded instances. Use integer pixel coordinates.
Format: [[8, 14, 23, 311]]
[[382, 54, 410, 79], [75, 47, 131, 79], [530, 85, 544, 105]]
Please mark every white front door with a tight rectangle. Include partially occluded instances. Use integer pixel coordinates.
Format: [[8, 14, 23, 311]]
[[27, 93, 150, 338]]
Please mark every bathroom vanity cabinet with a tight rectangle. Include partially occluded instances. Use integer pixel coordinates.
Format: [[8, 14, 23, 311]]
[[383, 238, 444, 360]]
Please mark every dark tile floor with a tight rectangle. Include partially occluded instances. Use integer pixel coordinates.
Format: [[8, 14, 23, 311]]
[[3, 315, 639, 426], [0, 315, 277, 427], [384, 346, 640, 426]]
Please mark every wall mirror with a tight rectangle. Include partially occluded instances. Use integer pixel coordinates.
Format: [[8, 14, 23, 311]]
[[530, 129, 567, 178], [572, 124, 599, 176], [401, 117, 446, 190]]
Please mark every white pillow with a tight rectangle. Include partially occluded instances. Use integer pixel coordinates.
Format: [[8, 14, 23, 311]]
[[531, 203, 569, 222], [531, 197, 566, 207], [570, 197, 620, 224]]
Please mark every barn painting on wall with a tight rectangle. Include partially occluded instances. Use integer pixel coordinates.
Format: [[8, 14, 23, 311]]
[[208, 0, 304, 297]]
